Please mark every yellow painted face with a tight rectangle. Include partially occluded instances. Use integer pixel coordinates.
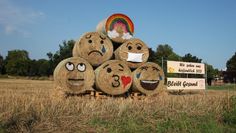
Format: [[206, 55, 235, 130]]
[[54, 57, 94, 93], [133, 62, 164, 92], [96, 60, 132, 95], [73, 32, 113, 66]]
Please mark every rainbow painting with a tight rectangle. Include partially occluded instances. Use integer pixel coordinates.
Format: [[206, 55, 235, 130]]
[[105, 13, 134, 36]]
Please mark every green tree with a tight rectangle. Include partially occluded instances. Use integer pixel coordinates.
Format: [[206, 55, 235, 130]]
[[206, 64, 216, 86], [148, 48, 157, 63], [38, 59, 50, 76], [226, 52, 236, 71], [0, 54, 4, 74], [182, 53, 202, 63], [28, 59, 38, 76], [5, 50, 30, 76], [47, 40, 75, 75], [155, 44, 174, 67]]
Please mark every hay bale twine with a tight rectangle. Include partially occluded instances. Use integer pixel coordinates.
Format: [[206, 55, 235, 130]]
[[96, 13, 134, 44], [114, 38, 149, 69], [73, 32, 113, 66], [95, 60, 132, 95], [132, 62, 165, 95], [53, 57, 95, 94]]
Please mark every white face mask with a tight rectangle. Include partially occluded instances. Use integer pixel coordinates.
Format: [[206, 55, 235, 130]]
[[127, 52, 143, 62]]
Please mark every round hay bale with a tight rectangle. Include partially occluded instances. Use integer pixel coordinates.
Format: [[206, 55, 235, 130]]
[[132, 62, 165, 95], [53, 57, 95, 94], [96, 13, 134, 43], [95, 60, 132, 95], [73, 32, 113, 66], [114, 38, 149, 69]]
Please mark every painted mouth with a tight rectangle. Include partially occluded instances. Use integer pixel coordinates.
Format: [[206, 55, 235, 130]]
[[112, 75, 120, 88], [68, 78, 84, 86], [88, 50, 103, 56], [140, 80, 159, 90]]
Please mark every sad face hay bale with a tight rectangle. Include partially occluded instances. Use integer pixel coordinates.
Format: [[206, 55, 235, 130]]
[[114, 38, 149, 69], [132, 62, 165, 95], [96, 13, 134, 44], [73, 32, 113, 66], [53, 57, 95, 94], [95, 60, 132, 95]]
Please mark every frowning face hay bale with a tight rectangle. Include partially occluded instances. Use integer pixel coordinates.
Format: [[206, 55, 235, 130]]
[[132, 62, 165, 95], [73, 32, 113, 66], [114, 38, 149, 69], [95, 60, 132, 95], [96, 13, 134, 44], [53, 57, 95, 94]]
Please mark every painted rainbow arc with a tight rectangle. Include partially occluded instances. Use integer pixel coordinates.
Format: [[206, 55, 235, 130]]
[[105, 13, 134, 35]]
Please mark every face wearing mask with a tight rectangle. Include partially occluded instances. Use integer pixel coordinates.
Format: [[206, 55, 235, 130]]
[[126, 52, 143, 62]]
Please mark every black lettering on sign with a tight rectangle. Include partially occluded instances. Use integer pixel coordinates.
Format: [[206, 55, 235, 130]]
[[180, 63, 185, 67], [187, 64, 194, 67], [196, 65, 201, 68], [167, 81, 182, 87], [183, 81, 198, 88]]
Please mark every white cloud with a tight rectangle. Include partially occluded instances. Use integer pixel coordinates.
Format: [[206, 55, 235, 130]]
[[0, 0, 44, 36], [122, 32, 133, 40], [108, 30, 119, 39]]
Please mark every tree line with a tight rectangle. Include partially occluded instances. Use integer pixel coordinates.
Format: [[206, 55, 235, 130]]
[[0, 40, 235, 81]]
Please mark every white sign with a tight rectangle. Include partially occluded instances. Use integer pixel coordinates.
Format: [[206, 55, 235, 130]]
[[167, 61, 205, 74], [167, 78, 205, 90]]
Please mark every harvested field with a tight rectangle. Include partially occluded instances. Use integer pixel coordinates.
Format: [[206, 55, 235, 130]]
[[0, 79, 235, 133]]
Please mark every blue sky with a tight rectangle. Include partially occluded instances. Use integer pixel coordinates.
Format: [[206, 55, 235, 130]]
[[0, 0, 235, 70]]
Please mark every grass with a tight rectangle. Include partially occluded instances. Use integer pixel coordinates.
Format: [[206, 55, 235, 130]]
[[208, 83, 236, 91], [0, 79, 235, 132]]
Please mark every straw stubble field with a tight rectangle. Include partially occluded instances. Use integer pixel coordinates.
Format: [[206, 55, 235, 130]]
[[0, 79, 236, 133]]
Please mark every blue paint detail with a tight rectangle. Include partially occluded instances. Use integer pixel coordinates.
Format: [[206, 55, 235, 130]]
[[159, 75, 163, 80], [136, 73, 141, 79], [102, 45, 106, 53]]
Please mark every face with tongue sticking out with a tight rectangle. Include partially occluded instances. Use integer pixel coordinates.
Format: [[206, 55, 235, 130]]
[[132, 62, 165, 94]]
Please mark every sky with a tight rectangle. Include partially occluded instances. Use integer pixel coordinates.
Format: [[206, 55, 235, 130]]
[[0, 0, 236, 70]]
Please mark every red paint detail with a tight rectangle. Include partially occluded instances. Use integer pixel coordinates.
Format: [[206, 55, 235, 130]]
[[121, 76, 132, 88]]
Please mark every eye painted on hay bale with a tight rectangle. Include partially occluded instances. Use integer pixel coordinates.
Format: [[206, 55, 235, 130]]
[[65, 62, 74, 71], [114, 38, 149, 69], [53, 57, 95, 94], [73, 32, 113, 66], [132, 62, 165, 96], [95, 60, 132, 96], [77, 63, 86, 72]]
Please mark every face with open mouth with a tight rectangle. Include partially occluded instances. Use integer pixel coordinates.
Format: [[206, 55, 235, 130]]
[[73, 32, 113, 66], [53, 57, 95, 93], [132, 62, 165, 95], [95, 60, 132, 95], [115, 38, 149, 69]]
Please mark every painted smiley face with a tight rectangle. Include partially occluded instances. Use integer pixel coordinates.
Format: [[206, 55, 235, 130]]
[[132, 62, 165, 95], [115, 38, 149, 69], [54, 57, 95, 93], [95, 60, 132, 95], [73, 32, 113, 66]]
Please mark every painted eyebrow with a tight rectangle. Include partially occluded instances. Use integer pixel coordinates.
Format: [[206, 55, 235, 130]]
[[140, 66, 148, 70], [152, 67, 160, 71], [103, 64, 109, 69], [100, 35, 106, 40], [85, 34, 92, 39], [135, 43, 143, 47], [126, 42, 132, 47], [118, 64, 124, 68]]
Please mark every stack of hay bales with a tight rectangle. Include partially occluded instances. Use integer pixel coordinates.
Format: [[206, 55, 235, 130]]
[[53, 13, 165, 97]]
